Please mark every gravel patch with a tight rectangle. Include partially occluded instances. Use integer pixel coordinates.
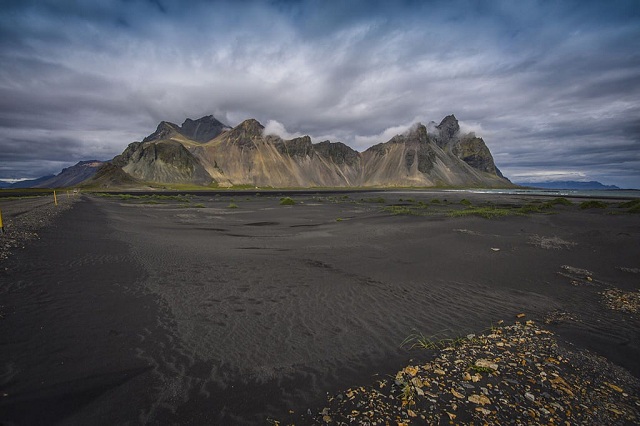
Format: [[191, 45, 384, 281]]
[[0, 196, 78, 262], [288, 320, 640, 425]]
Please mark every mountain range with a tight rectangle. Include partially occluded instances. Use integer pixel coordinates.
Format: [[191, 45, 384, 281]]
[[7, 114, 512, 189], [516, 181, 621, 190]]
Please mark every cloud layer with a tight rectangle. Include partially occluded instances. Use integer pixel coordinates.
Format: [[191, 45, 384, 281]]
[[1, 0, 639, 187]]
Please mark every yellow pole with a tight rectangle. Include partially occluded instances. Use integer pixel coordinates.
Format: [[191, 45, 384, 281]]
[[0, 208, 4, 234], [54, 190, 58, 206]]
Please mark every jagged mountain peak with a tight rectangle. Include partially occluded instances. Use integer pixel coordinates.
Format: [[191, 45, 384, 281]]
[[436, 114, 460, 140], [387, 123, 429, 145], [181, 115, 218, 125], [406, 123, 429, 141], [180, 115, 230, 142], [142, 121, 180, 142], [143, 115, 230, 143], [239, 118, 264, 131], [228, 118, 265, 138]]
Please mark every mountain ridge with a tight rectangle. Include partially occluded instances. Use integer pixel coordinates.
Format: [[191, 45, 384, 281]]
[[108, 114, 511, 188], [517, 181, 620, 190]]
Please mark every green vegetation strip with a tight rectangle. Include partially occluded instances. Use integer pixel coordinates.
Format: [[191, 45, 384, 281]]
[[95, 193, 191, 202], [381, 197, 575, 218], [580, 200, 608, 209]]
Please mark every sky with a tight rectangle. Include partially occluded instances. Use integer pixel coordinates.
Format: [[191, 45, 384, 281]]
[[1, 0, 639, 188]]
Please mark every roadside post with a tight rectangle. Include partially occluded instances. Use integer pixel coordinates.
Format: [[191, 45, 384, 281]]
[[54, 190, 58, 206], [0, 209, 4, 234]]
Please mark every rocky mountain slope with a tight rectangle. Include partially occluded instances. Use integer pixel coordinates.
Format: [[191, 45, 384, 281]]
[[88, 114, 511, 188]]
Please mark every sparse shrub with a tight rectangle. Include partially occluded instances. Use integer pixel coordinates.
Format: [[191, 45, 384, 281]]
[[518, 204, 542, 214], [383, 205, 419, 215], [618, 199, 640, 209], [336, 218, 343, 222], [460, 199, 472, 206], [431, 198, 441, 204], [580, 200, 608, 209], [280, 197, 296, 206], [227, 202, 238, 209], [449, 207, 514, 219], [193, 203, 205, 208], [548, 197, 572, 206], [401, 330, 468, 351]]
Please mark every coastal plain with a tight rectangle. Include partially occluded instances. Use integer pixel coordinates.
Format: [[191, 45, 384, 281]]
[[0, 190, 639, 424]]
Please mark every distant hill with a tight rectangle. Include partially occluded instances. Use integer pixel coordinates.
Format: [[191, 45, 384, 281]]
[[10, 175, 57, 188], [517, 181, 620, 190], [3, 161, 105, 189]]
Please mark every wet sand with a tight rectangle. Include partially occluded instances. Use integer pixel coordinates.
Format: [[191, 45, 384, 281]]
[[0, 191, 639, 424]]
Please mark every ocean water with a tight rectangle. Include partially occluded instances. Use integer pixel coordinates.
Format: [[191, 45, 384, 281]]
[[447, 188, 640, 199]]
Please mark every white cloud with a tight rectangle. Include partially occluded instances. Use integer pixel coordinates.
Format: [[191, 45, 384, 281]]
[[353, 119, 420, 150], [263, 120, 304, 140], [458, 120, 486, 138]]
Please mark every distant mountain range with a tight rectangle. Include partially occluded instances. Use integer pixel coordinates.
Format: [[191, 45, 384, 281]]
[[516, 181, 620, 190], [4, 114, 512, 189]]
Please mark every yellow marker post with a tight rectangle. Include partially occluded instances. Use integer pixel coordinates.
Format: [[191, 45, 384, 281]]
[[0, 208, 4, 234], [54, 190, 58, 206]]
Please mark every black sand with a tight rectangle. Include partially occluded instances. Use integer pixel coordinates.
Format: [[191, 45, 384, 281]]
[[1, 191, 639, 424]]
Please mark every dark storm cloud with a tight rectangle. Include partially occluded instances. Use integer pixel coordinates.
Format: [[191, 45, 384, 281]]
[[0, 0, 639, 187]]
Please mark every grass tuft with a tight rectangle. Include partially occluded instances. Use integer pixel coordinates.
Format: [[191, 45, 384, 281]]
[[546, 197, 572, 206], [279, 197, 296, 206], [401, 330, 469, 351]]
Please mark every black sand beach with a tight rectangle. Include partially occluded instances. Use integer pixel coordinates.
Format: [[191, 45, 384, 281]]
[[1, 191, 639, 424]]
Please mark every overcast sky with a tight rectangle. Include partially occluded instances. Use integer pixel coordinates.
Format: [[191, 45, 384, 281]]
[[1, 0, 639, 187]]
